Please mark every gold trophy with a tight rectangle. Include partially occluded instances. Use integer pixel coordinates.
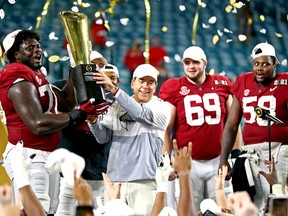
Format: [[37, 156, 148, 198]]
[[59, 10, 106, 105]]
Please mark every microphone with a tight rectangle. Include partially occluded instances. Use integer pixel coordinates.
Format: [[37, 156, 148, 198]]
[[254, 106, 283, 124]]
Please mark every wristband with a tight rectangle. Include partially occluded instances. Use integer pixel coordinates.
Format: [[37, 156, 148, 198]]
[[76, 205, 93, 215], [160, 154, 172, 167], [68, 110, 87, 126]]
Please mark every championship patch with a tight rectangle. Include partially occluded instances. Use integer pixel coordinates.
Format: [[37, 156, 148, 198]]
[[179, 86, 190, 95]]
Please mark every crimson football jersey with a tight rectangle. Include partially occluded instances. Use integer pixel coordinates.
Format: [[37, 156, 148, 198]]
[[0, 63, 60, 151], [159, 74, 232, 160], [232, 72, 288, 145]]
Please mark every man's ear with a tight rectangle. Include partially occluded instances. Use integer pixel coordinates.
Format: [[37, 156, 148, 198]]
[[14, 51, 20, 60]]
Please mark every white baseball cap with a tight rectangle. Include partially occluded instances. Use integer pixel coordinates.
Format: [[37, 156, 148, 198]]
[[2, 29, 22, 62], [90, 50, 108, 65], [132, 64, 158, 82], [200, 198, 222, 214], [104, 64, 119, 78], [251, 42, 280, 64], [182, 46, 207, 62]]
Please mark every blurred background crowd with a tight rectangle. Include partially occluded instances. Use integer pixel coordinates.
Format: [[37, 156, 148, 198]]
[[0, 0, 287, 94]]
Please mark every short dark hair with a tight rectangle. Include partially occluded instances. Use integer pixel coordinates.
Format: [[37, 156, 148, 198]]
[[6, 30, 40, 63]]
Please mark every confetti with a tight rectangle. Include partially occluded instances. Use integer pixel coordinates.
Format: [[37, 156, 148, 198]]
[[120, 18, 129, 25], [217, 29, 223, 37], [259, 15, 265, 22], [224, 28, 233, 33], [105, 41, 115, 47], [0, 9, 5, 19], [49, 55, 60, 63], [174, 54, 182, 62], [259, 29, 266, 34], [179, 5, 186, 11], [225, 5, 233, 13], [163, 56, 170, 63], [208, 16, 217, 24], [238, 34, 247, 41], [233, 2, 244, 9], [202, 23, 209, 28], [60, 56, 69, 61], [275, 32, 283, 37], [212, 35, 219, 44], [201, 2, 207, 8], [226, 39, 233, 43], [281, 59, 287, 66], [209, 68, 215, 75], [161, 26, 168, 32], [48, 32, 59, 40]]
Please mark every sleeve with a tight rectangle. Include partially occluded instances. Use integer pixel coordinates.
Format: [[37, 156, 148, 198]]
[[88, 121, 112, 144], [158, 79, 175, 105], [231, 76, 242, 100], [115, 89, 171, 128]]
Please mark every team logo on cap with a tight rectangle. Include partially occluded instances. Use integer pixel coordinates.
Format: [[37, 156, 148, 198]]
[[179, 86, 190, 95]]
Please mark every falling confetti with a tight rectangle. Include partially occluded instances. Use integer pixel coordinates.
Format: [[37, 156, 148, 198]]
[[48, 32, 59, 40], [49, 55, 60, 63], [281, 59, 287, 66], [120, 18, 129, 25], [224, 28, 233, 33], [174, 54, 182, 62], [217, 29, 223, 37], [60, 56, 69, 61], [162, 26, 168, 32], [275, 32, 283, 37], [238, 34, 247, 42], [225, 5, 233, 13], [233, 2, 244, 9], [179, 5, 186, 11], [0, 9, 4, 19], [259, 29, 266, 34], [226, 39, 233, 43], [202, 23, 209, 28], [209, 68, 215, 75], [212, 35, 219, 44], [208, 16, 217, 24], [259, 15, 265, 22], [201, 2, 207, 8]]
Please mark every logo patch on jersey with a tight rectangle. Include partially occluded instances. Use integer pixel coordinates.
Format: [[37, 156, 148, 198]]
[[270, 86, 278, 91], [214, 80, 228, 85], [179, 86, 190, 95], [244, 89, 250, 96], [274, 79, 287, 85], [36, 75, 42, 85]]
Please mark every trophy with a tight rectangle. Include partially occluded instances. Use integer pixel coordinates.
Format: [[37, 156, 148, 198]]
[[59, 11, 106, 105]]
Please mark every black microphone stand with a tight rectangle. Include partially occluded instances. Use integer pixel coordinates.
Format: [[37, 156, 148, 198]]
[[267, 118, 272, 194], [264, 115, 283, 194]]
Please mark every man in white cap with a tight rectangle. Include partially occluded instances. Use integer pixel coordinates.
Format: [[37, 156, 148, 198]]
[[0, 29, 107, 215], [159, 46, 242, 212], [88, 63, 172, 215], [219, 42, 288, 212], [55, 51, 113, 216]]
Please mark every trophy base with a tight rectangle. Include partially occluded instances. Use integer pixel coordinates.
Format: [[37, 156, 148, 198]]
[[71, 64, 106, 105]]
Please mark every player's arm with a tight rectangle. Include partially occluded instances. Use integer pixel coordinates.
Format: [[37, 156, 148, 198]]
[[225, 94, 242, 150], [19, 186, 46, 216], [8, 81, 71, 134], [220, 96, 242, 179], [162, 102, 176, 154]]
